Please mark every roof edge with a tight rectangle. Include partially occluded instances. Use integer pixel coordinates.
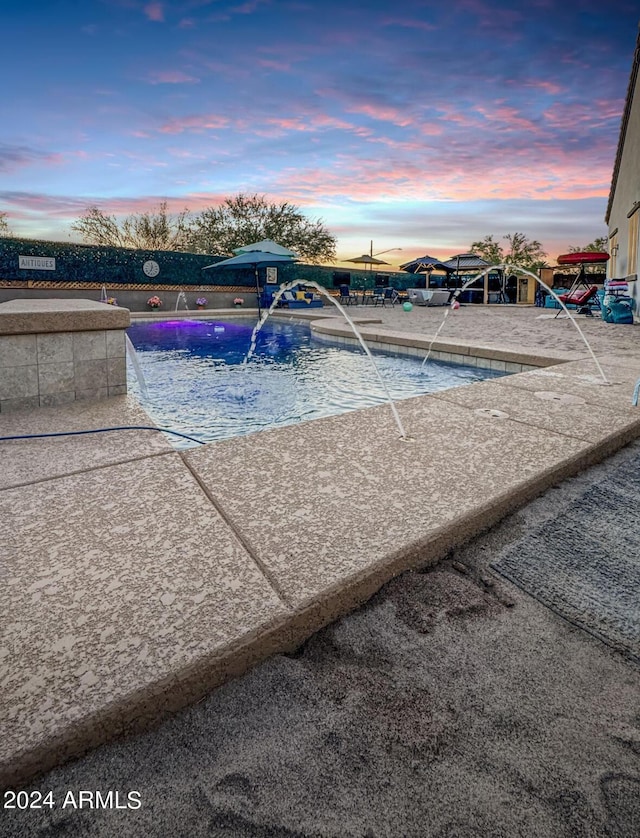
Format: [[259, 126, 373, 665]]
[[606, 24, 640, 225]]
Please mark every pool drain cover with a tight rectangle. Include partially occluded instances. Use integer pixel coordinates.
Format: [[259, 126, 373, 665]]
[[475, 408, 510, 420], [534, 390, 586, 405]]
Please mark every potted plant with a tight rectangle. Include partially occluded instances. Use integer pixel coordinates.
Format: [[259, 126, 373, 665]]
[[196, 297, 207, 310], [147, 295, 163, 310], [106, 297, 118, 306], [233, 297, 244, 307]]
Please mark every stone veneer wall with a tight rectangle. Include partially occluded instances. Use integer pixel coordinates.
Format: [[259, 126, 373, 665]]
[[0, 299, 130, 414]]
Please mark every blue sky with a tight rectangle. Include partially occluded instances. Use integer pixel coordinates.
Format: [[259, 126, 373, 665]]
[[1, 0, 638, 265]]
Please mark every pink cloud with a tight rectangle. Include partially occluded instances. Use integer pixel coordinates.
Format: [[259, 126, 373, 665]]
[[200, 58, 252, 80], [0, 145, 64, 173], [257, 58, 290, 72], [258, 113, 364, 136], [207, 0, 270, 18], [158, 114, 230, 133], [147, 70, 200, 84], [520, 79, 564, 96], [229, 0, 269, 13], [166, 148, 207, 159], [543, 99, 623, 130], [267, 147, 613, 205], [0, 193, 228, 221], [474, 104, 540, 133], [433, 104, 485, 130], [143, 2, 164, 21], [345, 102, 413, 128], [380, 17, 437, 33]]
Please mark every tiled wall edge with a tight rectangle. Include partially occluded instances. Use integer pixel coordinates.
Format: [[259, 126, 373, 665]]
[[312, 330, 538, 373]]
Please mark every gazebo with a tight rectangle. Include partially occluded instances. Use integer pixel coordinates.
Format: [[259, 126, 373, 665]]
[[442, 253, 503, 304]]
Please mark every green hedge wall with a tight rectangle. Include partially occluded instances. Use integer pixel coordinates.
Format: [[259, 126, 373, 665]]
[[0, 237, 415, 290], [0, 238, 226, 285]]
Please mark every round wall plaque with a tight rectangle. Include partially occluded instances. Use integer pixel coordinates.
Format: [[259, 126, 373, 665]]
[[142, 259, 160, 277]]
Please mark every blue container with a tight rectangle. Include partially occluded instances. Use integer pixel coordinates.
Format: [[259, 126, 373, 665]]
[[601, 294, 634, 324]]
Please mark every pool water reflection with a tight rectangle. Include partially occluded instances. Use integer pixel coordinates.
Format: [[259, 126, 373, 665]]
[[126, 318, 505, 448]]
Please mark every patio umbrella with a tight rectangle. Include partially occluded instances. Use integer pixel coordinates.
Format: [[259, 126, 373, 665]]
[[233, 239, 298, 257], [399, 255, 451, 273], [345, 254, 390, 267], [203, 249, 298, 316], [399, 254, 451, 292]]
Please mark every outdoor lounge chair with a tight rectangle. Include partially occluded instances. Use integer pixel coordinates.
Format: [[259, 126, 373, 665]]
[[338, 284, 358, 305], [383, 287, 399, 306], [554, 284, 599, 317], [408, 288, 450, 306], [280, 290, 323, 309]]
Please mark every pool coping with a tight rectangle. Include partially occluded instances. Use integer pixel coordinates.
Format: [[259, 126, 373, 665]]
[[3, 310, 640, 789]]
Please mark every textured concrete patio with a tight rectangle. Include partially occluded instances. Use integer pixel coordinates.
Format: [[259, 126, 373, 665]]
[[2, 304, 640, 789]]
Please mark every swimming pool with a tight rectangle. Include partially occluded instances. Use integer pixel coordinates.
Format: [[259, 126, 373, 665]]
[[126, 318, 505, 447]]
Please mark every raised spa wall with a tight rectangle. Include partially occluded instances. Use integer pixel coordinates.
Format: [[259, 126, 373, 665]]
[[0, 300, 130, 414]]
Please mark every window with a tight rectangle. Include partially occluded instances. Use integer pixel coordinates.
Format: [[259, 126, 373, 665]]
[[609, 232, 618, 278], [628, 208, 639, 276]]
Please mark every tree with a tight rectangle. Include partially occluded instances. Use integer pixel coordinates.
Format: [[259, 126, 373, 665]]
[[468, 234, 503, 265], [470, 232, 547, 270], [568, 237, 608, 253], [187, 194, 337, 263], [0, 211, 11, 237], [71, 202, 192, 250]]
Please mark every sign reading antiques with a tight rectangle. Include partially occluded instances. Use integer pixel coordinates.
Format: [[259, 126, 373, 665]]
[[19, 255, 56, 271]]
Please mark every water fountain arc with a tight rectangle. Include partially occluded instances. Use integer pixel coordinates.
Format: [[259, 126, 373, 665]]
[[243, 279, 409, 440], [125, 333, 149, 398], [175, 290, 189, 312], [438, 263, 609, 384]]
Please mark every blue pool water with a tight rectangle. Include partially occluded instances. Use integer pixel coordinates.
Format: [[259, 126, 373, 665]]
[[126, 318, 505, 448]]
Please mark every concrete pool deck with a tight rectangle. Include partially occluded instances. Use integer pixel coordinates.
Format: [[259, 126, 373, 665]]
[[2, 303, 640, 789]]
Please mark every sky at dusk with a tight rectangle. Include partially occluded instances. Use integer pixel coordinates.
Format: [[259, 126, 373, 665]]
[[1, 0, 638, 267]]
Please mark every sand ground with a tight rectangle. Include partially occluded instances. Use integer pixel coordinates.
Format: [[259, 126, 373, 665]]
[[358, 302, 640, 362]]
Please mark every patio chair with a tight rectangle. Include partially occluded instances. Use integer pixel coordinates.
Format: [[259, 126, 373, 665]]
[[554, 284, 599, 317], [382, 287, 399, 306], [338, 284, 358, 305]]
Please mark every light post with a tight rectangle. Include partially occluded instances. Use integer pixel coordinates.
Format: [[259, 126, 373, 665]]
[[369, 241, 403, 259], [366, 244, 403, 293], [344, 245, 403, 293]]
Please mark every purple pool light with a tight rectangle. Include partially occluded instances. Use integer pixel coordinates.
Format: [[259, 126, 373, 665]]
[[127, 317, 506, 448]]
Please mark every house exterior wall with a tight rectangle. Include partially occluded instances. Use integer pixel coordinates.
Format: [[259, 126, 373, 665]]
[[606, 30, 640, 311]]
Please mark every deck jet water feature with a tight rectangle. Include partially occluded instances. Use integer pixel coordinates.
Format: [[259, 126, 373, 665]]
[[175, 291, 189, 312], [421, 264, 609, 385], [243, 279, 408, 440], [125, 334, 149, 398]]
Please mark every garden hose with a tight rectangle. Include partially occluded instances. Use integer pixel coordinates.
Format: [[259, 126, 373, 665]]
[[0, 426, 206, 444]]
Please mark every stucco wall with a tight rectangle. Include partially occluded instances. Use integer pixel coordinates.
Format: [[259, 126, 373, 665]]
[[607, 36, 640, 311]]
